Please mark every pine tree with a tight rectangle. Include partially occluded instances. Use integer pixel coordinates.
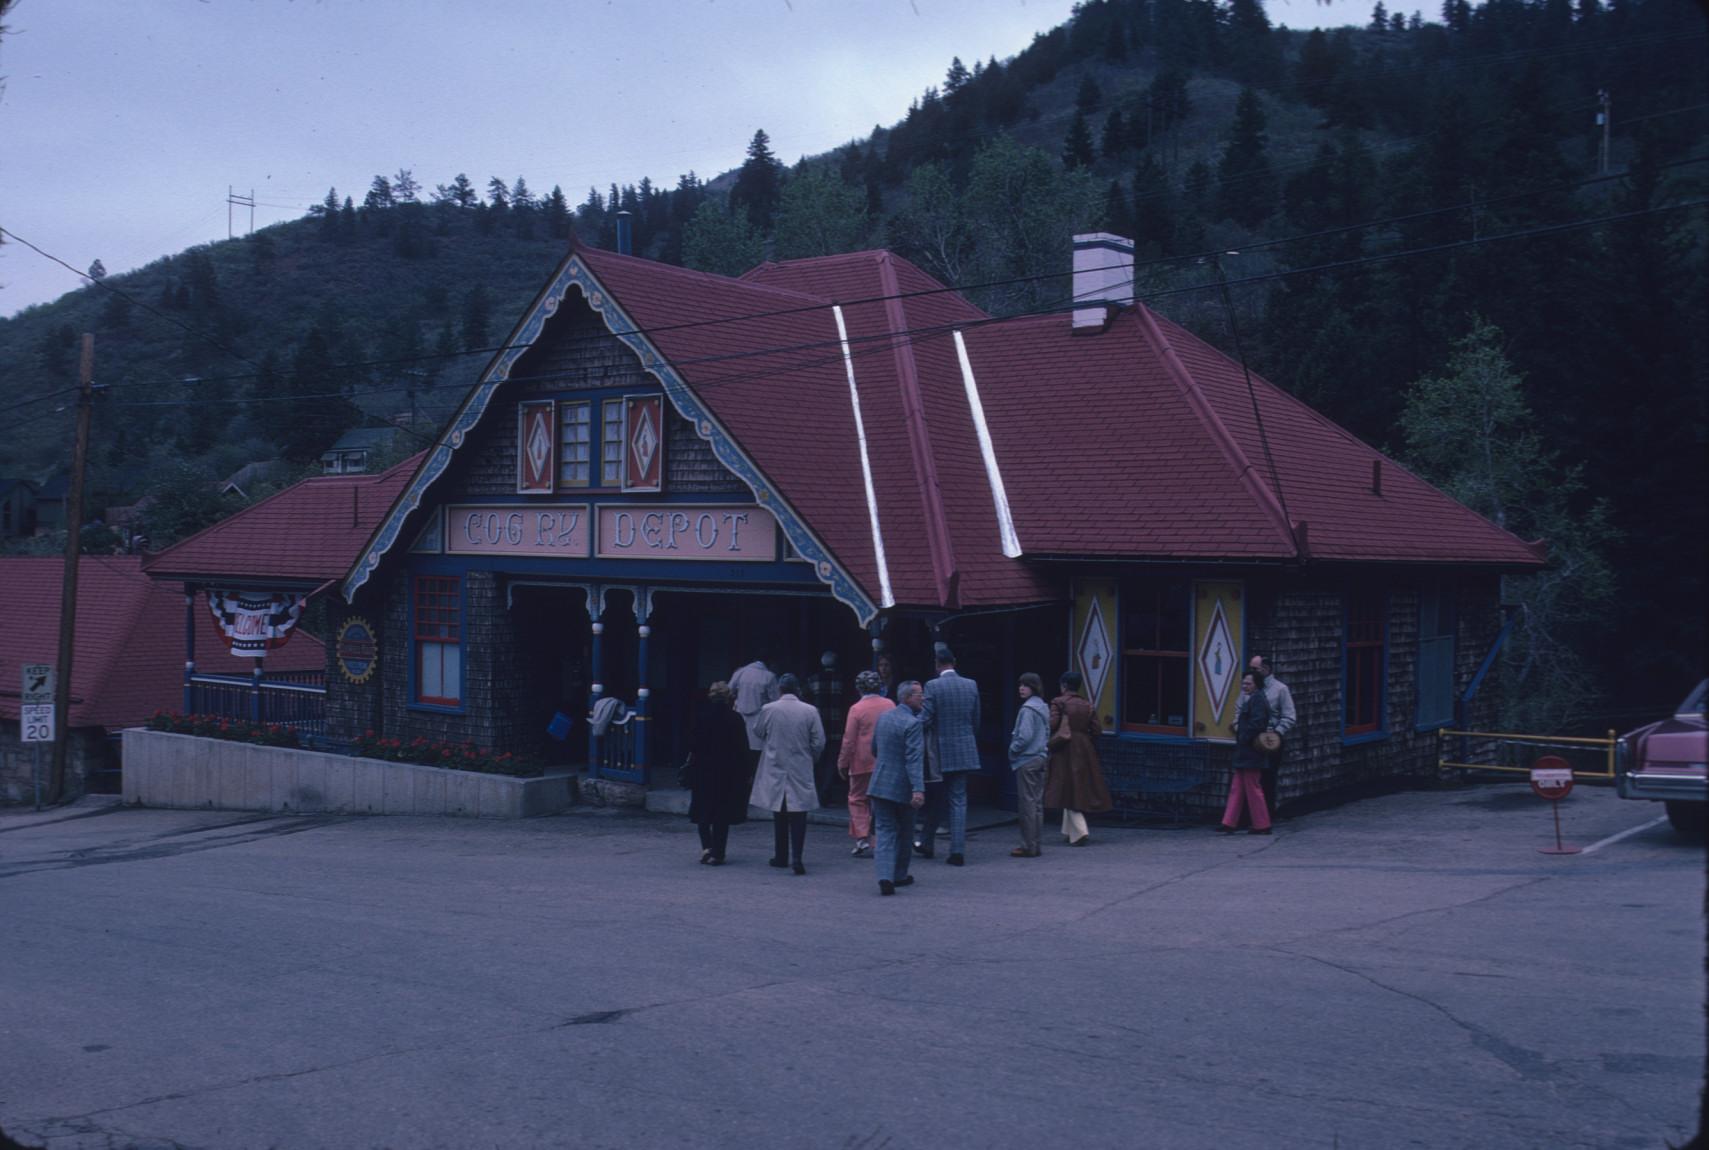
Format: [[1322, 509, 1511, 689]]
[[1215, 88, 1274, 228], [86, 259, 107, 282], [543, 185, 572, 239], [944, 56, 971, 97], [1369, 1, 1390, 31], [1100, 109, 1127, 159], [1132, 154, 1177, 255], [364, 175, 394, 211], [393, 169, 421, 203], [485, 177, 509, 211], [1061, 110, 1095, 169], [730, 129, 784, 230], [433, 173, 476, 208]]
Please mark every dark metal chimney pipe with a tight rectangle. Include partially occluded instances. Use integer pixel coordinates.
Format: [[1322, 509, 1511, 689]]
[[615, 210, 633, 255]]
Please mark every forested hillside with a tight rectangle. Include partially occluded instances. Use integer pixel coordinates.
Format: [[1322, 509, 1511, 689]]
[[1, 0, 1703, 727]]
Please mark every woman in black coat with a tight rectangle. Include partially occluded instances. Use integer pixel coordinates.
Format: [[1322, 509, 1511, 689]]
[[686, 681, 751, 865], [1218, 670, 1274, 835]]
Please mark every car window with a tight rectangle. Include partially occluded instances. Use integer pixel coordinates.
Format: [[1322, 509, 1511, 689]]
[[1679, 679, 1708, 720]]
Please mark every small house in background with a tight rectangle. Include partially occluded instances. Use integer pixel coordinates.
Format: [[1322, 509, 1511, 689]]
[[0, 556, 325, 803], [321, 427, 404, 475], [220, 459, 290, 501], [0, 478, 37, 538]]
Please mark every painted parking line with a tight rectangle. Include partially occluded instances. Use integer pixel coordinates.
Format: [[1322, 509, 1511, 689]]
[[1580, 815, 1668, 855]]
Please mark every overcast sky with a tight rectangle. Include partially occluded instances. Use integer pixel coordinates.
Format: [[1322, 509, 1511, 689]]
[[0, 0, 1358, 318]]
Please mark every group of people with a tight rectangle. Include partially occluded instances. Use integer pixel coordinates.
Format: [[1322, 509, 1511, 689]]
[[679, 643, 1158, 896]]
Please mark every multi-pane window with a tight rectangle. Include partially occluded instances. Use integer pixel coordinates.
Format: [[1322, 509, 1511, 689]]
[[414, 576, 462, 706], [558, 401, 592, 487], [1415, 587, 1456, 729], [601, 399, 625, 487], [1345, 591, 1386, 735], [1121, 579, 1191, 734]]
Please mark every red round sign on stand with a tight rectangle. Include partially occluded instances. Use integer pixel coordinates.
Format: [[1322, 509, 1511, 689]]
[[1530, 754, 1580, 854]]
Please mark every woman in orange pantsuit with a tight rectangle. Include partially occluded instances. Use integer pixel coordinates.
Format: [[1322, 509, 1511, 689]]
[[838, 670, 893, 858]]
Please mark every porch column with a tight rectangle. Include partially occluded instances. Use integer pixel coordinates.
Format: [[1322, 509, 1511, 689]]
[[633, 588, 653, 778], [250, 653, 264, 723], [183, 584, 196, 714], [587, 587, 604, 778], [869, 619, 882, 671]]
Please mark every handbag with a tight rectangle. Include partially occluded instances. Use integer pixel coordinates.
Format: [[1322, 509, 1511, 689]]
[[1254, 730, 1282, 753], [1049, 711, 1074, 750]]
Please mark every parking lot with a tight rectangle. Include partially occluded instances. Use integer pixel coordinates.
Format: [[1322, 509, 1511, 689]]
[[0, 783, 1701, 1150]]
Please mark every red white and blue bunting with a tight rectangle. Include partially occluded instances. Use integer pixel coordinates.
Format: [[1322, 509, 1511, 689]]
[[208, 591, 305, 658]]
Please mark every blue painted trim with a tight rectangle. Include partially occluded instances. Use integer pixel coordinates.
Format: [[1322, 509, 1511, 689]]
[[1112, 732, 1203, 747], [343, 254, 878, 624], [1341, 730, 1390, 747], [406, 571, 468, 714], [1461, 611, 1516, 708]]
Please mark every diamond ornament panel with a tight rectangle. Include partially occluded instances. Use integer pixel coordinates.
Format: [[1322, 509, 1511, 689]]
[[631, 404, 658, 476], [1077, 596, 1113, 708], [1198, 599, 1237, 723]]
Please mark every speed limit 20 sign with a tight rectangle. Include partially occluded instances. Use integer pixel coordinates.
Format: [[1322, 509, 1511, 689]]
[[20, 704, 54, 743]]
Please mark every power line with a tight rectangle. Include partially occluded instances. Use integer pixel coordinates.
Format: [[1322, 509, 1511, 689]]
[[80, 196, 1708, 420], [0, 226, 261, 372], [11, 138, 1705, 416]]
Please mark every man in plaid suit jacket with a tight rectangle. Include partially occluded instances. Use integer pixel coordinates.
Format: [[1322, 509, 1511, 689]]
[[918, 643, 980, 866]]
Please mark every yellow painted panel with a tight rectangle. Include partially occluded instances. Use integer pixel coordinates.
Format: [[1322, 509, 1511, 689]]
[[1191, 581, 1244, 742], [1070, 579, 1118, 730]]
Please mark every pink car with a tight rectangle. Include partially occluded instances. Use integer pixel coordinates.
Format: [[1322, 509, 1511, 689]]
[[1618, 679, 1707, 834]]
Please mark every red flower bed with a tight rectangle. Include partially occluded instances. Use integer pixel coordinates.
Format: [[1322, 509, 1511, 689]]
[[147, 712, 299, 748], [353, 731, 540, 778]]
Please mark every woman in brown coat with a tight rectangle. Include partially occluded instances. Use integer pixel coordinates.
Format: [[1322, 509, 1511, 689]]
[[1045, 671, 1113, 846]]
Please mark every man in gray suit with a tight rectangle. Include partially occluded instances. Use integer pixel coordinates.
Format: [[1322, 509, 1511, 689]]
[[919, 642, 980, 867], [868, 679, 926, 896]]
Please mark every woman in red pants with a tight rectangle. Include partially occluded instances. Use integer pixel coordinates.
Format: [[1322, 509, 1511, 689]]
[[1219, 670, 1274, 835]]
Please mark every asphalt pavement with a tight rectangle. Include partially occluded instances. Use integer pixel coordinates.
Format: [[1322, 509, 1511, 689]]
[[0, 783, 1701, 1150]]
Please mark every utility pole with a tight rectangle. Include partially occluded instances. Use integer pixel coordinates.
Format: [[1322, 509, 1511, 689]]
[[227, 186, 255, 239], [49, 334, 95, 804], [1595, 89, 1612, 175]]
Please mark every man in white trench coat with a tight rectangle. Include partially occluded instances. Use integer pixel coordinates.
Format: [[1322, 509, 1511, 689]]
[[750, 674, 825, 876]]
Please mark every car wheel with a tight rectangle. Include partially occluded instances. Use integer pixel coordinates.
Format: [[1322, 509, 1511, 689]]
[[1665, 800, 1707, 836]]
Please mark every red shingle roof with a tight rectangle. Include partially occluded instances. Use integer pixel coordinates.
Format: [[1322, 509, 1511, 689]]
[[0, 557, 323, 729], [348, 246, 1542, 614], [145, 455, 423, 583]]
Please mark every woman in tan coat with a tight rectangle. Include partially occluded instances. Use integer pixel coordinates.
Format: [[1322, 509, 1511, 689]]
[[1045, 671, 1113, 846]]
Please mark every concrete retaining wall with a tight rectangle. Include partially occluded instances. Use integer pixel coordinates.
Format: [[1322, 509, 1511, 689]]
[[120, 729, 574, 818]]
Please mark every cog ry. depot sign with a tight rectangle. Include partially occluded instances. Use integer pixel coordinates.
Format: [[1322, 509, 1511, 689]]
[[444, 503, 777, 562]]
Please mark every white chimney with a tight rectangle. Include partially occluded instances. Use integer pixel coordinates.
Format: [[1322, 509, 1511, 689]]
[[1072, 232, 1135, 331]]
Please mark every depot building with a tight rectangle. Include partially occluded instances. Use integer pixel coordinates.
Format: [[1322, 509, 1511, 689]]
[[145, 232, 1543, 809]]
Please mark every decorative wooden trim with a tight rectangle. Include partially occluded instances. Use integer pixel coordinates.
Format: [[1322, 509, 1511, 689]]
[[341, 251, 878, 624]]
